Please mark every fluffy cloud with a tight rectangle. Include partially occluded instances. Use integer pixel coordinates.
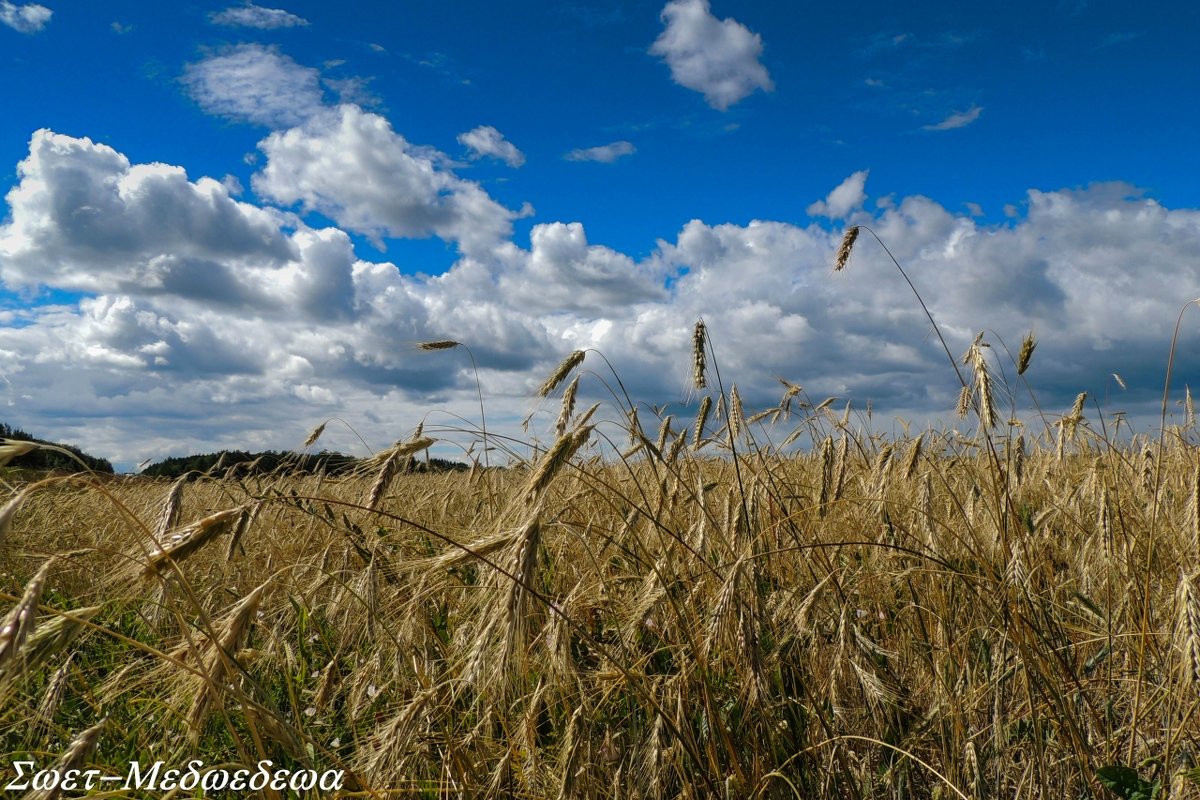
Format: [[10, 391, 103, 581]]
[[458, 125, 525, 167], [253, 105, 527, 256], [209, 3, 309, 29], [650, 0, 773, 110], [0, 130, 296, 293], [0, 1, 50, 33], [182, 44, 326, 128], [564, 141, 636, 163], [807, 170, 870, 219], [3, 125, 1200, 470]]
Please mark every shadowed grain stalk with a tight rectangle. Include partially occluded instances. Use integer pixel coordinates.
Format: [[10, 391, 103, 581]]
[[303, 421, 327, 448], [692, 319, 708, 389], [1017, 332, 1037, 375], [693, 395, 712, 450], [834, 226, 859, 271]]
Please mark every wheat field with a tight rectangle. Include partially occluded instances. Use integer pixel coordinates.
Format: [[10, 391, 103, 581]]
[[2, 234, 1200, 799]]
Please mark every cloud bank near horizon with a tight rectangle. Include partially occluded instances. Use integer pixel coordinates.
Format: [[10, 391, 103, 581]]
[[1, 107, 1198, 468]]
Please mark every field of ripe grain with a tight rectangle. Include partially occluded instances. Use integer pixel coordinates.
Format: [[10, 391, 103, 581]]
[[5, 372, 1200, 799]]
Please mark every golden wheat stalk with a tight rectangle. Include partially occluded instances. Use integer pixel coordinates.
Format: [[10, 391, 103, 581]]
[[693, 395, 712, 450], [834, 227, 859, 271], [303, 421, 327, 448], [23, 718, 106, 800], [187, 581, 267, 742], [539, 350, 586, 398], [692, 319, 708, 389], [502, 515, 542, 665], [525, 426, 593, 502], [729, 385, 746, 440], [0, 560, 53, 678], [555, 375, 580, 438], [0, 438, 38, 468], [142, 505, 248, 577], [0, 486, 33, 543], [1177, 571, 1200, 686], [153, 475, 186, 540]]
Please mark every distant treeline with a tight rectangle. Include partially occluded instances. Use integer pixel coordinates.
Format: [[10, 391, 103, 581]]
[[0, 422, 115, 473], [140, 449, 468, 479]]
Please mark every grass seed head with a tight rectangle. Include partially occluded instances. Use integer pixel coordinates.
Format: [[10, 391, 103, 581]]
[[1017, 332, 1037, 375], [692, 319, 708, 389], [538, 350, 586, 398], [0, 439, 38, 468], [834, 226, 859, 271], [418, 340, 460, 351]]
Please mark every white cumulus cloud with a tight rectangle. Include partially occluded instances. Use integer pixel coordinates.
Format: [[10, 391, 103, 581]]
[[0, 1, 50, 33], [807, 170, 870, 219], [458, 125, 525, 167], [650, 0, 773, 110], [209, 3, 309, 29], [3, 122, 1200, 471], [253, 105, 527, 257]]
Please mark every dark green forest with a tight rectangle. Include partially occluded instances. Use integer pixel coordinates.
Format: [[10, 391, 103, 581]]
[[140, 449, 468, 479], [0, 422, 114, 473], [2, 423, 468, 478]]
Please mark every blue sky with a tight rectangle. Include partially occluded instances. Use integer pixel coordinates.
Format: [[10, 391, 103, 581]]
[[1, 0, 1198, 468]]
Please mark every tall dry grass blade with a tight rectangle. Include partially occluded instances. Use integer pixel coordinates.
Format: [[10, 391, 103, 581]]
[[539, 350, 586, 398], [692, 319, 708, 389]]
